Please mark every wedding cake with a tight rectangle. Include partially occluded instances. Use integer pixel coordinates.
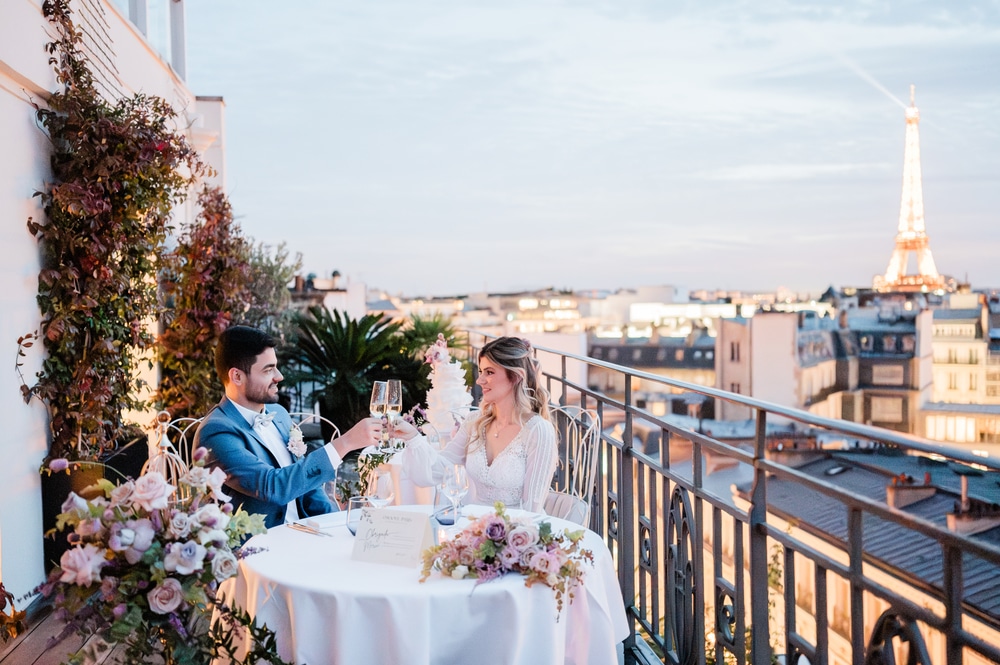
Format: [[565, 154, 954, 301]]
[[423, 334, 473, 439]]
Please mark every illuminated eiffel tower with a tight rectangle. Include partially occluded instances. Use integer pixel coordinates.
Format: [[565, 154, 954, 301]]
[[873, 85, 947, 293]]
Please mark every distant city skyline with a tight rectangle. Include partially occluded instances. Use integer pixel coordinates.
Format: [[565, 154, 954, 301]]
[[185, 2, 1000, 298]]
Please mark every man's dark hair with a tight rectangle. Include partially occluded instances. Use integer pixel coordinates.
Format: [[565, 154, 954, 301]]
[[215, 325, 278, 383]]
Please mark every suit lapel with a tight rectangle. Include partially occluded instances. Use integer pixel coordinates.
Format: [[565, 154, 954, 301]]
[[219, 398, 280, 465]]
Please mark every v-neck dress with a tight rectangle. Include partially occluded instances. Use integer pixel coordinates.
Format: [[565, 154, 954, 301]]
[[402, 415, 557, 513]]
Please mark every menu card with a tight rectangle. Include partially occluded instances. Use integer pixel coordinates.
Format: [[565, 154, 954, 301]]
[[350, 508, 434, 567]]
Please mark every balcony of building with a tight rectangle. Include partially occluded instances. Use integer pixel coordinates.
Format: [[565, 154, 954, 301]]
[[458, 332, 1000, 665]]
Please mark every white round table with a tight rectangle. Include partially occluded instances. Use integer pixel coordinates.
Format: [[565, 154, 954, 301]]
[[220, 506, 629, 665]]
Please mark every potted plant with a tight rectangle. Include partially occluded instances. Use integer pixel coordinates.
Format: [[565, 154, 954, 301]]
[[19, 0, 208, 570]]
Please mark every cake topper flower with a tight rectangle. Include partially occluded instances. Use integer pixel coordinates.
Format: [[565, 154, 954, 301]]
[[424, 333, 450, 366]]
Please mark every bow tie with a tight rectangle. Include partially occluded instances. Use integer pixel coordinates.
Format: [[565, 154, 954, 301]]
[[253, 411, 276, 429]]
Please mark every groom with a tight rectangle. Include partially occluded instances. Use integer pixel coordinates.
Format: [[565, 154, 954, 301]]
[[194, 325, 383, 528]]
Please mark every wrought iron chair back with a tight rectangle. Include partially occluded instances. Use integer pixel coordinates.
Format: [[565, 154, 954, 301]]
[[545, 404, 601, 526], [287, 411, 341, 445]]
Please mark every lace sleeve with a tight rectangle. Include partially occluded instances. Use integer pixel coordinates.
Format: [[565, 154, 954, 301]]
[[519, 417, 558, 513], [400, 420, 471, 487]]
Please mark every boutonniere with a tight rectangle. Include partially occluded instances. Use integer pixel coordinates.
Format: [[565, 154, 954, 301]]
[[287, 424, 307, 458]]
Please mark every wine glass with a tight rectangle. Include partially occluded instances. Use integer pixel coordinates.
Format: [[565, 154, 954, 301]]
[[347, 496, 372, 536], [385, 379, 403, 450], [368, 469, 395, 508], [370, 381, 388, 449], [441, 464, 469, 525]]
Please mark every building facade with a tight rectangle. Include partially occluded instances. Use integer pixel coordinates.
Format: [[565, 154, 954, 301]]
[[0, 0, 223, 600]]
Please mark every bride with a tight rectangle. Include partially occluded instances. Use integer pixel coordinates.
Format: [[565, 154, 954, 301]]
[[394, 337, 557, 512]]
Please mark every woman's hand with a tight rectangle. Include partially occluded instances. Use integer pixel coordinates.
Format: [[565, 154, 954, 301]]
[[389, 417, 419, 442]]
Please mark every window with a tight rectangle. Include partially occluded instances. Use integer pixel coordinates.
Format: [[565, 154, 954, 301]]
[[949, 373, 958, 390], [882, 335, 896, 352], [860, 335, 874, 351], [730, 342, 740, 362], [900, 336, 915, 353], [675, 349, 684, 361], [948, 348, 958, 363], [632, 349, 642, 362], [970, 349, 979, 364], [730, 383, 741, 394], [706, 350, 714, 360], [970, 374, 978, 391]]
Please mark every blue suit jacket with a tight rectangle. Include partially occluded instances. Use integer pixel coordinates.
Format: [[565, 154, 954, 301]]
[[193, 398, 336, 528]]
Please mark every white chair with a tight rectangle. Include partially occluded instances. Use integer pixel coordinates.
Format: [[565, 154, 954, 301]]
[[545, 405, 601, 527], [288, 411, 341, 445]]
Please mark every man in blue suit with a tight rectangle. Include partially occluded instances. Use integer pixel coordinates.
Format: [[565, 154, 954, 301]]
[[194, 326, 382, 528]]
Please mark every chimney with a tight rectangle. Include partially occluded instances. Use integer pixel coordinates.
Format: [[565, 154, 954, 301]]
[[946, 472, 1000, 536]]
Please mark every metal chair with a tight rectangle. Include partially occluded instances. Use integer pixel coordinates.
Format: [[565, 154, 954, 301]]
[[545, 405, 601, 527], [288, 411, 341, 446]]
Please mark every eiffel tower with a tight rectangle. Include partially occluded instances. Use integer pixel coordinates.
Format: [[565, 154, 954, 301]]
[[873, 85, 947, 293]]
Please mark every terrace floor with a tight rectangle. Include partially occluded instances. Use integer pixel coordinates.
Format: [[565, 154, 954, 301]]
[[0, 600, 126, 665]]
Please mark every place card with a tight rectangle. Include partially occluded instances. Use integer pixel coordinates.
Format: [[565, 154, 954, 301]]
[[350, 508, 435, 567]]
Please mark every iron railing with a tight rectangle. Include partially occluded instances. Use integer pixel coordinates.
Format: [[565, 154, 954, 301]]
[[464, 332, 1000, 665]]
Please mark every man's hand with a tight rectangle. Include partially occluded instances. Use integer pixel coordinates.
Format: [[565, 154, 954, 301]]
[[332, 417, 383, 458]]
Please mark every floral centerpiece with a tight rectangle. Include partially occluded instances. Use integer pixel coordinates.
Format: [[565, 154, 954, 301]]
[[420, 502, 594, 616], [40, 449, 286, 665]]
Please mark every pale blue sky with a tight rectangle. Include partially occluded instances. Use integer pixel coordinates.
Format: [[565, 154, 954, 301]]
[[185, 1, 1000, 298]]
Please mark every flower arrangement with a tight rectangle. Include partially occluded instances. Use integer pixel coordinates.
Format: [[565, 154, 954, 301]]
[[39, 449, 285, 664], [420, 502, 594, 616]]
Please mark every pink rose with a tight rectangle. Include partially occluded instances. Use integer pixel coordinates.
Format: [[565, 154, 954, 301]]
[[498, 546, 521, 569], [109, 481, 135, 508], [147, 578, 183, 614], [131, 472, 175, 512], [507, 524, 539, 552], [529, 550, 560, 575], [59, 543, 106, 586]]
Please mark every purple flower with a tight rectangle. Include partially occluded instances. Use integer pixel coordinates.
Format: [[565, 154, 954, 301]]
[[112, 603, 128, 619], [164, 540, 207, 575], [192, 446, 208, 463], [49, 458, 69, 473], [482, 516, 507, 542]]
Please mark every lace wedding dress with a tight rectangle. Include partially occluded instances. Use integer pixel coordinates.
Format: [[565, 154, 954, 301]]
[[402, 415, 557, 513]]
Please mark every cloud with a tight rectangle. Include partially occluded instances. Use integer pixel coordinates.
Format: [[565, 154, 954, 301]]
[[698, 162, 891, 182]]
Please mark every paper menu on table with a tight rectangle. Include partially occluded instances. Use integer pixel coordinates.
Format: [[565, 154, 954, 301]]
[[350, 508, 434, 567]]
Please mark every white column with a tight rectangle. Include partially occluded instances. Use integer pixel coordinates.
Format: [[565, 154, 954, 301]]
[[170, 0, 186, 80]]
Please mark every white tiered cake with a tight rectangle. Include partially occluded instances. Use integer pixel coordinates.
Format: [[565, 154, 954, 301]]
[[423, 334, 473, 440]]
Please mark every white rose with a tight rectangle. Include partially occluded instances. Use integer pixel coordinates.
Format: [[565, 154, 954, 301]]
[[451, 565, 469, 580], [211, 550, 239, 582]]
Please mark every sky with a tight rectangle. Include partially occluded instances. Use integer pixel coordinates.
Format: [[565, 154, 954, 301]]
[[184, 1, 1000, 299]]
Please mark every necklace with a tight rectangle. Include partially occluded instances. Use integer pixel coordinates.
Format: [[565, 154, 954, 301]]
[[492, 421, 516, 439]]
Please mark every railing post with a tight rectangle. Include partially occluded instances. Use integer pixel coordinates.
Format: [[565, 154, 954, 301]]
[[620, 373, 637, 655], [749, 409, 771, 665]]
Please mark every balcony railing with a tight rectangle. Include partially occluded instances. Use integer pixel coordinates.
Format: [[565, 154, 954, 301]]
[[464, 332, 1000, 665]]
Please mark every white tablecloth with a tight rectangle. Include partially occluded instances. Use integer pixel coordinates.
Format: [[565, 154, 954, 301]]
[[222, 506, 629, 665]]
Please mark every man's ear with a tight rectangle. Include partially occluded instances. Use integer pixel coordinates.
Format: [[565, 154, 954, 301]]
[[228, 367, 243, 386]]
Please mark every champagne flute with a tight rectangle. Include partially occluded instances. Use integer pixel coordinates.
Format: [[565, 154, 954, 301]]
[[370, 381, 388, 449], [385, 379, 403, 450], [441, 464, 469, 525]]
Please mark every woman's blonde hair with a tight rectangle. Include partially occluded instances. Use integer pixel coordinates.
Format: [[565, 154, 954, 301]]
[[470, 336, 550, 447]]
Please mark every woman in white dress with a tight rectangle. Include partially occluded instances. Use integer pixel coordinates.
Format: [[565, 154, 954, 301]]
[[395, 337, 558, 513]]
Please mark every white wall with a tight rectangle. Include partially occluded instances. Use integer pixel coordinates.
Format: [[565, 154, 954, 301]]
[[0, 0, 218, 600]]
